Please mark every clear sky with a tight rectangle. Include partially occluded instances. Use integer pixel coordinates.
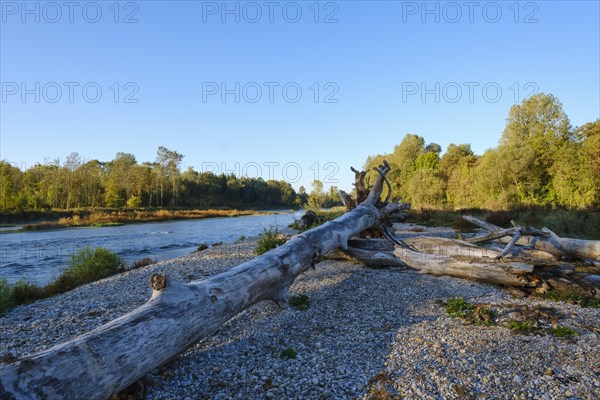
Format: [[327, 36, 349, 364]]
[[1, 0, 599, 191]]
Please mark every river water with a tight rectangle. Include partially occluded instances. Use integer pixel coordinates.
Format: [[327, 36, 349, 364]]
[[0, 212, 303, 286]]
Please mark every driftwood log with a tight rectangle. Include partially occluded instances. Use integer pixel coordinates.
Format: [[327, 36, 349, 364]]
[[344, 233, 599, 298], [463, 215, 600, 261], [393, 237, 536, 286], [0, 162, 406, 400]]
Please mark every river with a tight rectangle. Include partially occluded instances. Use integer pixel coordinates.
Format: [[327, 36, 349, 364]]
[[0, 211, 303, 286]]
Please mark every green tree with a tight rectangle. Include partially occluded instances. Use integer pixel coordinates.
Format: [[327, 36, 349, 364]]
[[440, 144, 477, 208], [156, 146, 184, 207], [407, 152, 446, 208], [104, 153, 137, 208], [499, 93, 572, 205], [0, 161, 22, 211], [577, 120, 600, 206], [550, 120, 600, 208], [63, 152, 82, 210], [305, 180, 325, 211], [78, 160, 104, 208]]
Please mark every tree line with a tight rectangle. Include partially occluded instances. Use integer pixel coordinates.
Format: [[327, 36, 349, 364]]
[[0, 146, 311, 211], [365, 93, 599, 210], [2, 93, 597, 212]]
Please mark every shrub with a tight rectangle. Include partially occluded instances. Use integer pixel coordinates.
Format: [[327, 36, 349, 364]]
[[548, 325, 578, 339], [288, 294, 310, 311], [0, 279, 14, 315], [280, 348, 297, 359], [47, 273, 80, 294], [445, 296, 475, 319], [445, 296, 497, 325], [505, 320, 534, 334], [57, 247, 125, 290], [471, 305, 496, 326], [196, 243, 209, 252], [11, 280, 45, 304], [131, 257, 156, 270], [537, 290, 600, 308], [0, 248, 126, 313], [256, 226, 287, 255]]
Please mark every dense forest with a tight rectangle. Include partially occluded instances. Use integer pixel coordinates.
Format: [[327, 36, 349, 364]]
[[365, 93, 599, 210], [0, 146, 307, 211], [0, 146, 347, 212], [1, 93, 598, 213]]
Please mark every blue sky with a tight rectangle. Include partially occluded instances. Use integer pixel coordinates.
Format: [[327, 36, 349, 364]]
[[1, 0, 599, 191]]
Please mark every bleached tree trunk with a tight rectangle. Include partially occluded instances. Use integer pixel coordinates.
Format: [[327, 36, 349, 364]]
[[0, 162, 399, 400], [463, 216, 600, 260], [392, 238, 536, 286]]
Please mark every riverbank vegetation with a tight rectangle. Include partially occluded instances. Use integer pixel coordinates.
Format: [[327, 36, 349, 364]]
[[405, 207, 600, 240], [13, 208, 258, 231], [255, 226, 288, 255], [364, 94, 599, 212], [0, 146, 307, 213], [2, 94, 598, 223], [0, 247, 126, 315]]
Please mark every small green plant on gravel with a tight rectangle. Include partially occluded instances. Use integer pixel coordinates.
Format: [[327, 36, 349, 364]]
[[237, 235, 246, 242], [445, 297, 497, 326], [446, 296, 475, 319], [255, 226, 287, 255], [506, 320, 534, 334], [196, 243, 209, 252], [472, 305, 497, 326], [0, 279, 14, 315], [537, 290, 600, 308], [288, 294, 310, 311], [280, 348, 297, 359], [548, 325, 578, 339]]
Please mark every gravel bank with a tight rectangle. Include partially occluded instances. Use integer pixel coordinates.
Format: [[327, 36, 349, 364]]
[[1, 239, 598, 399]]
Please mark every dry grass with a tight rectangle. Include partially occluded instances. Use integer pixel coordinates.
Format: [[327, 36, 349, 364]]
[[21, 209, 257, 230]]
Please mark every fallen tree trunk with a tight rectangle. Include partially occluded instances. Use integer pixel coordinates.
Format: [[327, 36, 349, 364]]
[[391, 237, 599, 296], [342, 246, 409, 268], [0, 163, 399, 400], [387, 237, 536, 286], [463, 216, 600, 261]]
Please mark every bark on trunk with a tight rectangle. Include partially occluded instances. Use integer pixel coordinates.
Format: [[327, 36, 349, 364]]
[[0, 164, 397, 400]]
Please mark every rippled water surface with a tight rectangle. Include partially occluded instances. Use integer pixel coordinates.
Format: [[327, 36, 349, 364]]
[[0, 212, 302, 285]]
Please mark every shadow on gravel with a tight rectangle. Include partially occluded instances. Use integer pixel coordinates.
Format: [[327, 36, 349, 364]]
[[146, 261, 445, 400]]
